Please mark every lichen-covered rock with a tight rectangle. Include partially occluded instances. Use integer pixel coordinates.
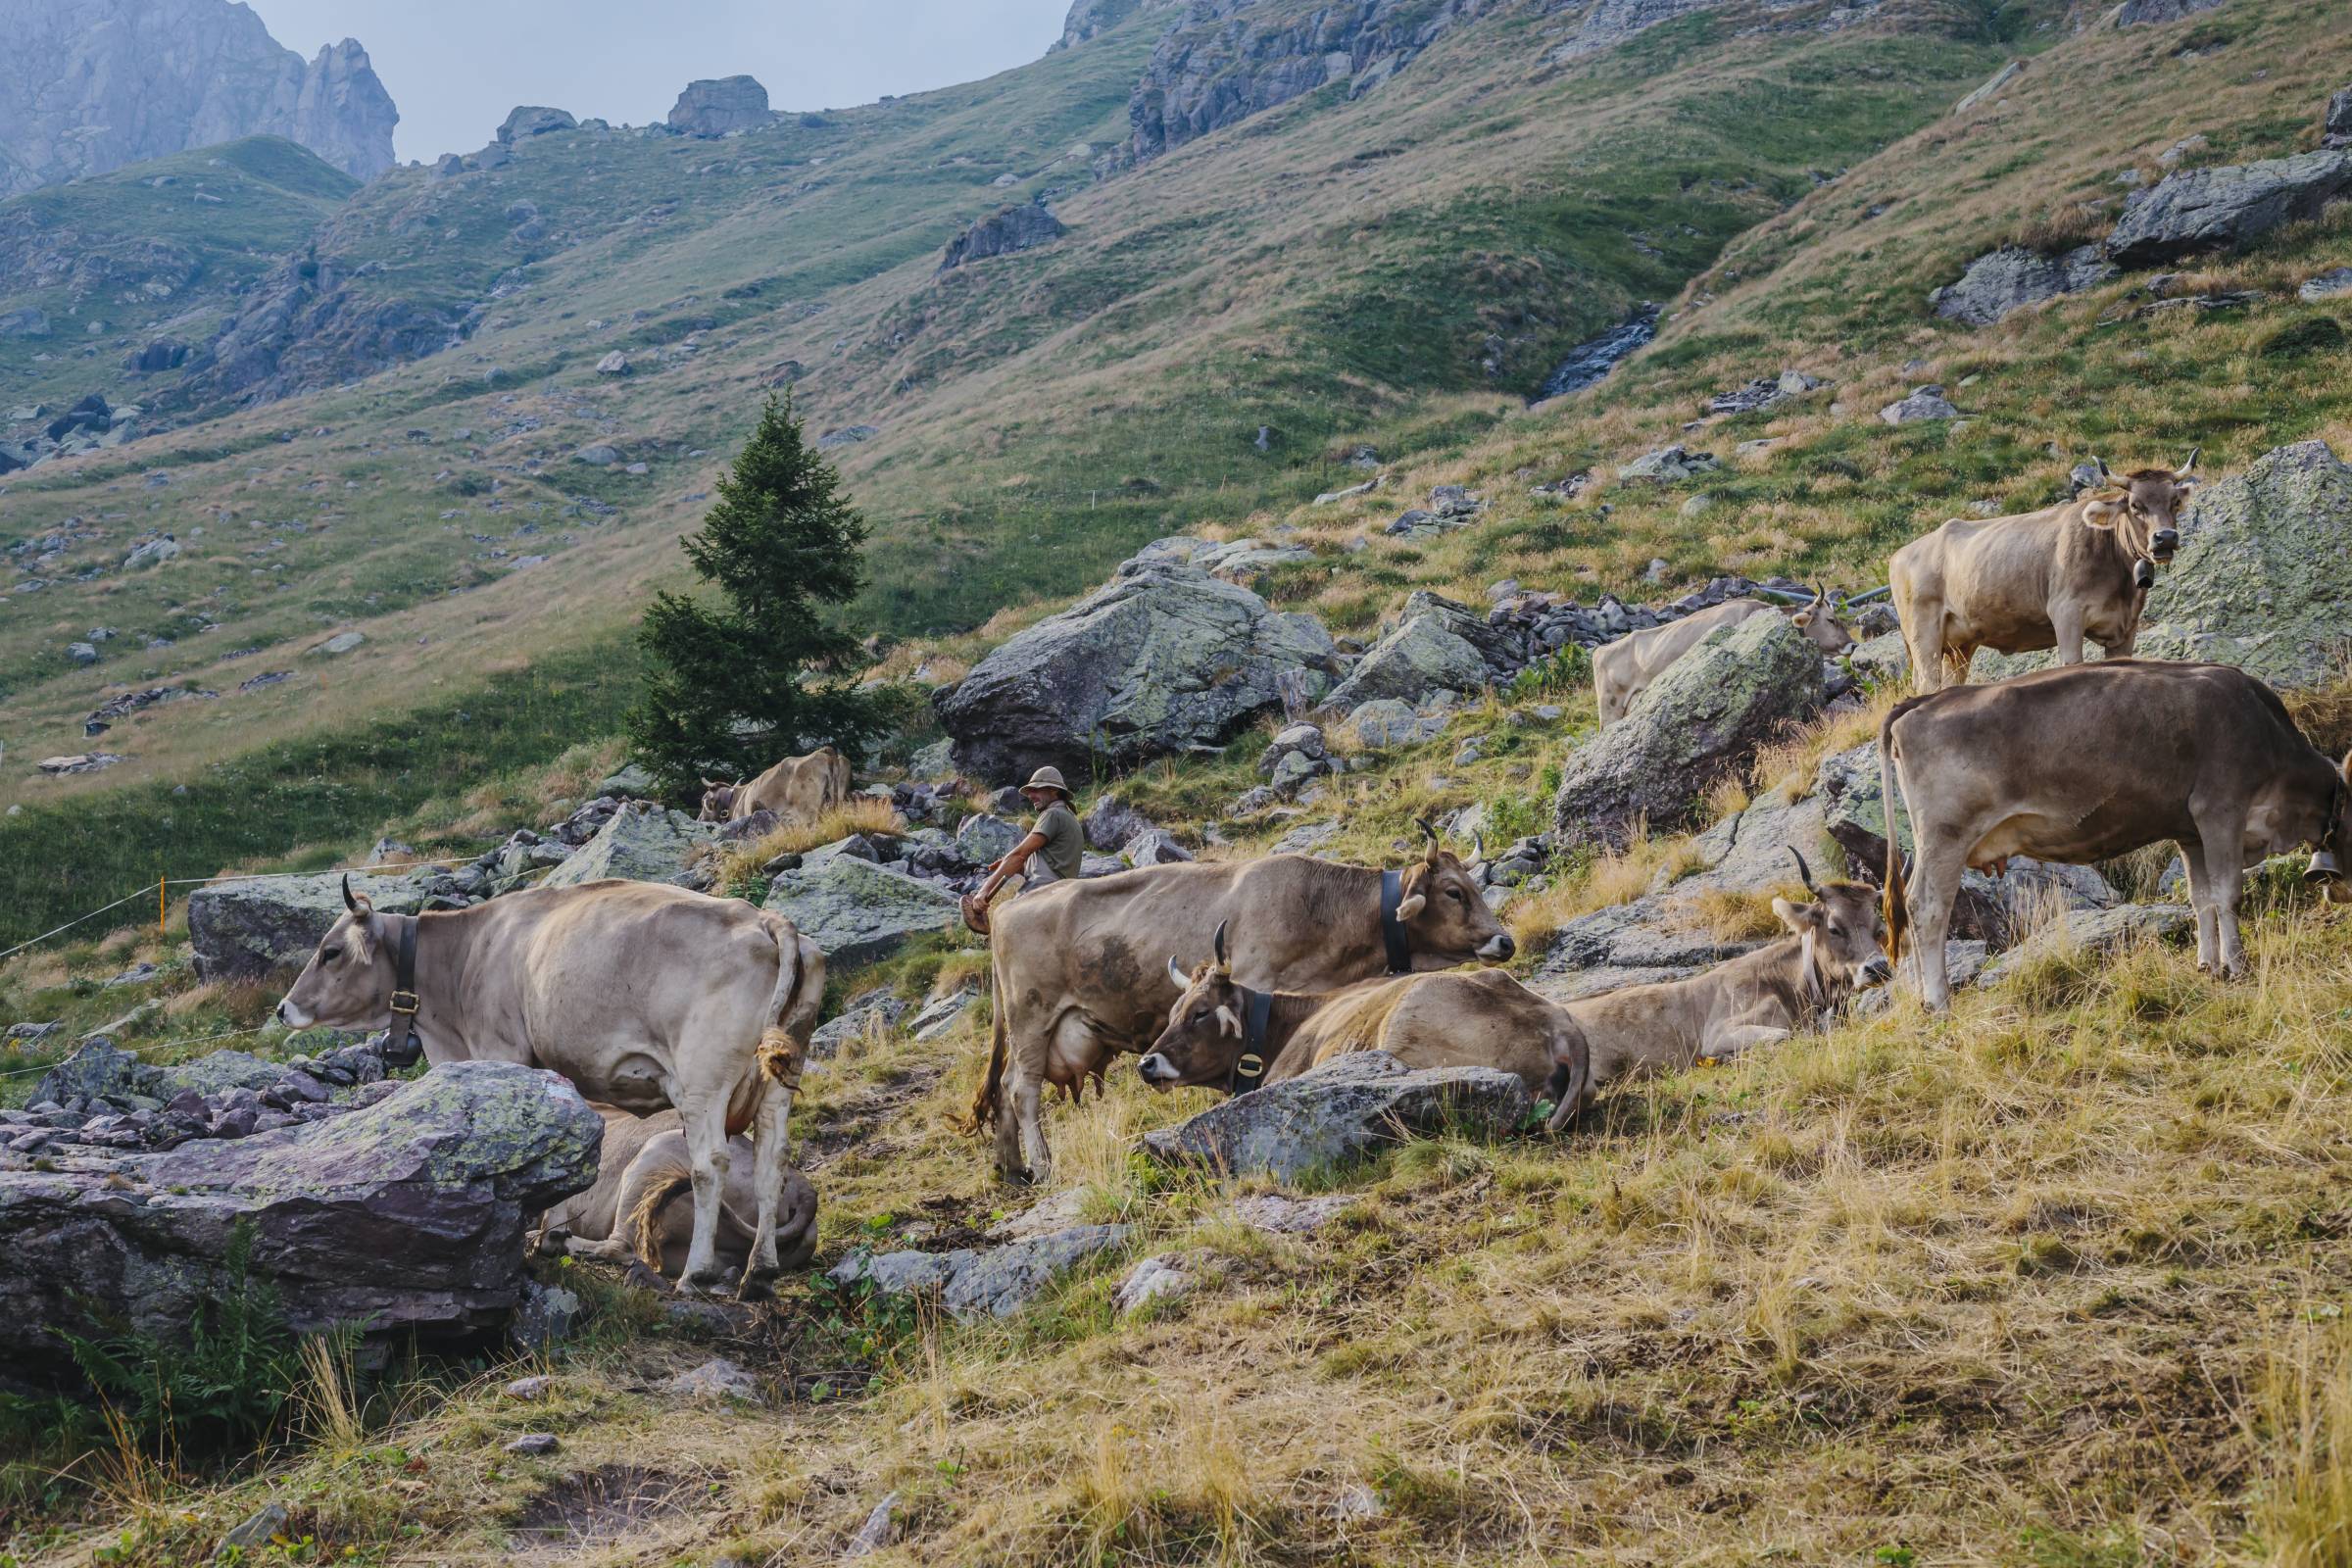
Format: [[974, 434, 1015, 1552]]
[[2106, 151, 2352, 268], [1319, 604, 1490, 713], [2131, 440, 2352, 687], [1930, 245, 2117, 326], [1880, 385, 1961, 424], [763, 858, 962, 967], [0, 1061, 600, 1354], [189, 868, 432, 982], [935, 558, 1337, 780], [1142, 1052, 1530, 1183], [1617, 444, 1719, 483], [2113, 0, 2224, 22], [829, 1224, 1132, 1320], [1979, 905, 2193, 988], [541, 802, 714, 890], [1552, 612, 1824, 852], [667, 75, 772, 137]]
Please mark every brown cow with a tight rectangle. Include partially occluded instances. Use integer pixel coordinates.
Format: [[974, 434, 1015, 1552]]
[[1880, 660, 2352, 1010], [1888, 452, 2199, 692], [1563, 852, 1890, 1089], [540, 1104, 819, 1280], [1594, 588, 1854, 723], [971, 825, 1516, 1184], [699, 746, 852, 823], [1138, 924, 1589, 1130], [275, 878, 824, 1297]]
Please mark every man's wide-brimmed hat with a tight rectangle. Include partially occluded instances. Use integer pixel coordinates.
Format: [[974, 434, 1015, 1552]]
[[1022, 765, 1072, 798]]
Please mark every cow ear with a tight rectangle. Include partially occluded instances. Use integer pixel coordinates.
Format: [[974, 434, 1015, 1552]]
[[1394, 892, 1427, 921], [2080, 494, 2126, 529], [1215, 1004, 1242, 1039], [1771, 896, 1820, 934]]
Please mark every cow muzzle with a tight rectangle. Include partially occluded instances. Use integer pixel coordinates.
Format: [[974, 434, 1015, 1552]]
[[2151, 529, 2180, 562], [1860, 956, 1894, 987], [274, 999, 311, 1028], [2307, 850, 2343, 886], [1138, 1053, 1181, 1087], [1477, 933, 1517, 961]]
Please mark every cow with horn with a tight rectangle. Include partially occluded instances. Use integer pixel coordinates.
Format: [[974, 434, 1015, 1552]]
[[966, 818, 1515, 1184], [1138, 917, 1591, 1128], [1592, 587, 1854, 724], [275, 876, 824, 1298]]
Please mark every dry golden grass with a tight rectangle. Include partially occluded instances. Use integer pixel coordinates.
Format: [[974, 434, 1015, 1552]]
[[1504, 827, 1705, 955], [707, 798, 909, 889]]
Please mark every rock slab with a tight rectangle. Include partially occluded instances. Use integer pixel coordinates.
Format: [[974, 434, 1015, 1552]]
[[189, 868, 432, 982]]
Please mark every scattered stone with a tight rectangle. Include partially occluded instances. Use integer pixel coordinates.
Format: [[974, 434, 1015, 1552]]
[[662, 1356, 761, 1402], [504, 1375, 551, 1400], [1143, 1053, 1530, 1183], [1113, 1255, 1195, 1314], [1952, 60, 2023, 115], [940, 200, 1067, 270], [1348, 699, 1447, 750], [843, 1491, 903, 1557], [2106, 150, 2352, 268], [220, 1502, 290, 1554], [1880, 385, 1961, 424], [2300, 268, 2352, 301], [1617, 444, 1719, 483], [594, 351, 630, 376], [828, 1224, 1132, 1320], [1227, 1193, 1360, 1234], [504, 1433, 560, 1456], [315, 631, 365, 656]]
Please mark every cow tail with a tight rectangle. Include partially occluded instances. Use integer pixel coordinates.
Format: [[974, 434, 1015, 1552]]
[[627, 1170, 694, 1269], [759, 918, 823, 1089], [1542, 1014, 1592, 1135], [1878, 705, 1910, 963]]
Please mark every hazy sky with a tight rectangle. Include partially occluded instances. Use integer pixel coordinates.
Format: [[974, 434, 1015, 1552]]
[[242, 0, 1075, 164]]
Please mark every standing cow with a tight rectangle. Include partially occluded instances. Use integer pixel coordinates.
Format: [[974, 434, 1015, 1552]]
[[276, 878, 825, 1297], [1879, 661, 2352, 1010], [970, 826, 1515, 1184], [1139, 924, 1589, 1129], [1593, 587, 1853, 724], [1887, 452, 2199, 692], [699, 745, 853, 824]]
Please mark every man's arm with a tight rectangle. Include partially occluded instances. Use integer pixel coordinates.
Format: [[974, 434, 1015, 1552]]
[[977, 830, 1050, 902]]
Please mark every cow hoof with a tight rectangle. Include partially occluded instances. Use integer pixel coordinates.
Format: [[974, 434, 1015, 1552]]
[[680, 1268, 732, 1297], [735, 1273, 777, 1304]]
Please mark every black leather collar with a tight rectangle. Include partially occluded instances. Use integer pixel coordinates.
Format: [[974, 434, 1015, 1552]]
[[382, 913, 424, 1068], [1224, 985, 1277, 1097], [1380, 868, 1412, 975]]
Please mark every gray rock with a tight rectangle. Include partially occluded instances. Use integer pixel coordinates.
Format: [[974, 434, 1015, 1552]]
[[1617, 444, 1719, 483], [2329, 86, 2352, 150], [505, 1433, 560, 1456], [1348, 699, 1446, 750], [940, 201, 1067, 270], [1113, 1254, 1196, 1314], [0, 1062, 600, 1356], [189, 868, 431, 982], [956, 812, 1025, 865], [763, 858, 962, 967], [594, 351, 630, 377], [1124, 828, 1195, 866], [829, 1224, 1133, 1320], [1226, 1193, 1359, 1234], [816, 425, 878, 450], [668, 75, 773, 137], [844, 1491, 903, 1557], [1979, 905, 2193, 988], [574, 443, 622, 466], [1880, 385, 1961, 424], [908, 988, 980, 1042], [2106, 151, 2352, 268], [220, 1502, 291, 1553], [936, 559, 1336, 779], [2112, 0, 2226, 24], [1952, 59, 2023, 115], [1142, 1052, 1530, 1183], [2300, 268, 2352, 302], [595, 762, 658, 798], [2130, 440, 2352, 687], [1271, 821, 1340, 856], [1257, 722, 1327, 777], [808, 991, 911, 1057], [1320, 597, 1495, 712], [498, 105, 576, 142], [1931, 246, 2118, 326], [1553, 612, 1825, 852], [662, 1356, 762, 1402], [1268, 749, 1324, 795], [316, 630, 365, 655], [1083, 793, 1156, 853], [541, 803, 715, 890]]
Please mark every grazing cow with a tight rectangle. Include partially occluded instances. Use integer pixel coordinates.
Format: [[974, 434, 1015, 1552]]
[[1594, 588, 1853, 724], [1888, 452, 2200, 692], [1563, 851, 1890, 1090], [699, 745, 853, 824], [275, 878, 824, 1297], [970, 825, 1515, 1184], [540, 1104, 819, 1280], [1880, 660, 2352, 1009], [1138, 922, 1589, 1130]]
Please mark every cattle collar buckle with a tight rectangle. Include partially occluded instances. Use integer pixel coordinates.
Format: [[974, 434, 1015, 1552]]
[[1225, 987, 1278, 1097], [388, 989, 420, 1016]]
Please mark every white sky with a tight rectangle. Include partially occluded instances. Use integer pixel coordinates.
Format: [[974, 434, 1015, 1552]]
[[241, 0, 1076, 163]]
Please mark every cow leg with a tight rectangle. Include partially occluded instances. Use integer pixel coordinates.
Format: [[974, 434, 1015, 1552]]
[[2179, 837, 2219, 972], [675, 1099, 734, 1294], [1907, 840, 1969, 1012], [1700, 1017, 1789, 1062], [2197, 819, 2252, 979], [738, 1087, 791, 1299], [1906, 612, 1946, 695]]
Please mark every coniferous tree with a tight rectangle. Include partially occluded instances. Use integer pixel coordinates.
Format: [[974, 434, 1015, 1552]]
[[628, 395, 878, 791]]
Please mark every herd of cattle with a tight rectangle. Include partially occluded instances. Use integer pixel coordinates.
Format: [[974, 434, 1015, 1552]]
[[273, 452, 2352, 1296]]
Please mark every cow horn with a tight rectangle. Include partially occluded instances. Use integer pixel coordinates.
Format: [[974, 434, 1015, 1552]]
[[1168, 956, 1191, 989], [2095, 456, 2112, 479], [2179, 445, 2201, 476], [1416, 816, 1442, 863], [1212, 918, 1230, 969], [1787, 846, 1819, 893], [1472, 829, 1487, 860], [342, 873, 358, 913]]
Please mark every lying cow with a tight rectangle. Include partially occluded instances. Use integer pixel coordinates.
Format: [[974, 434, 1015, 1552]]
[[971, 823, 1515, 1184], [540, 1104, 819, 1280], [1888, 452, 2198, 692], [1563, 851, 1890, 1091], [276, 877, 824, 1298], [1593, 587, 1852, 724], [699, 745, 852, 824], [1138, 921, 1589, 1131], [1880, 660, 2352, 1010]]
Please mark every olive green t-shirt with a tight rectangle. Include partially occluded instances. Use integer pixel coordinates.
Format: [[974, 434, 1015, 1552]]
[[1032, 799, 1084, 881]]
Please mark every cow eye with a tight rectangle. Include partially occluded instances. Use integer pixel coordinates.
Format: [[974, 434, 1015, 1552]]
[[1446, 888, 1464, 903], [1192, 1009, 1210, 1025], [321, 946, 343, 961], [1827, 924, 1842, 939]]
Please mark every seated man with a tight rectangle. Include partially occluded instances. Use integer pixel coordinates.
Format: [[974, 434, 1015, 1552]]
[[961, 765, 1084, 934]]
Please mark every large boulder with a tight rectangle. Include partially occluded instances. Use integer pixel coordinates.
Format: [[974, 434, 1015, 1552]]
[[2106, 151, 2352, 268], [2131, 440, 2352, 687], [1552, 612, 1825, 852], [1142, 1052, 1531, 1183], [828, 1223, 1132, 1320], [667, 75, 773, 137], [940, 202, 1068, 271], [497, 106, 577, 143], [1930, 245, 2117, 326], [541, 802, 716, 890], [1319, 595, 1496, 712], [935, 559, 1337, 780], [763, 858, 962, 967], [189, 868, 432, 983], [0, 1061, 600, 1355], [1979, 905, 2192, 988]]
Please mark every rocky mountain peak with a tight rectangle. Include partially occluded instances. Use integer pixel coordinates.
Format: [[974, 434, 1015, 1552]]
[[0, 0, 398, 195]]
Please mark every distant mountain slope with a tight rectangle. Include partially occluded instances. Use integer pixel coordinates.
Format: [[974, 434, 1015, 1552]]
[[0, 0, 397, 193]]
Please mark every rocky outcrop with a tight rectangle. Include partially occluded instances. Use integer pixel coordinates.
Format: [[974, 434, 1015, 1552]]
[[829, 1224, 1133, 1320], [1931, 245, 2117, 326], [935, 555, 1338, 779], [1141, 1052, 1532, 1183], [0, 0, 396, 194], [1052, 0, 1182, 51], [1321, 592, 1513, 712], [2105, 151, 2352, 268], [2132, 440, 2352, 687], [540, 803, 715, 890], [1544, 0, 1739, 61], [1534, 305, 1659, 401], [1552, 612, 1825, 852], [189, 868, 434, 983], [0, 1061, 600, 1355], [1881, 385, 1961, 424], [940, 201, 1067, 271], [183, 246, 473, 406], [2111, 0, 2225, 24], [668, 77, 775, 138], [1128, 0, 1488, 163], [762, 858, 963, 967], [497, 106, 576, 143]]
